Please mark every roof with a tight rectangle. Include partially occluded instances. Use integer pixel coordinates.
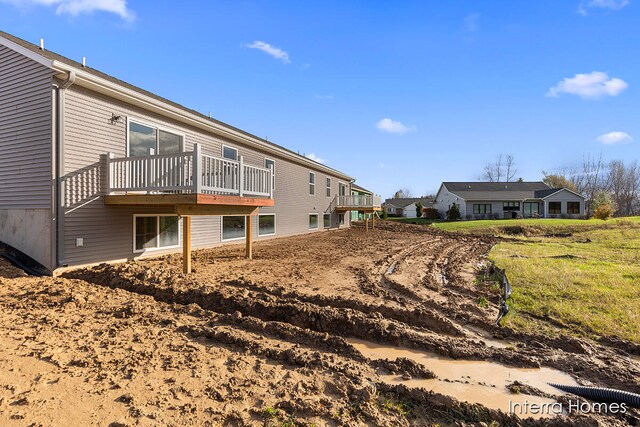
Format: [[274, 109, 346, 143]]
[[384, 197, 435, 208], [0, 30, 353, 181], [351, 183, 373, 194], [441, 181, 552, 201]]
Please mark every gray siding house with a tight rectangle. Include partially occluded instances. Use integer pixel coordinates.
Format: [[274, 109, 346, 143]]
[[0, 31, 379, 273], [434, 182, 586, 219], [384, 197, 435, 218]]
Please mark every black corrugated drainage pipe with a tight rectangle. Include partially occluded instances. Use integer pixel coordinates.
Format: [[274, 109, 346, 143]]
[[549, 383, 640, 408]]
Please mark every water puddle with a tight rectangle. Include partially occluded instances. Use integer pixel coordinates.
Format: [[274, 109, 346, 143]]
[[349, 338, 579, 419]]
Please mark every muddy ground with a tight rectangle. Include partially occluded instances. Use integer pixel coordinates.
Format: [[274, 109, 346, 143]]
[[0, 221, 638, 426]]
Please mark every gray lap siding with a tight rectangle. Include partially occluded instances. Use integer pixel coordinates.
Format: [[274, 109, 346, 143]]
[[61, 84, 348, 266]]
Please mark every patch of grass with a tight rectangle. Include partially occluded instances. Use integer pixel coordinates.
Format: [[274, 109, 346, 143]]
[[485, 221, 640, 343], [386, 217, 444, 225], [432, 216, 640, 234], [477, 296, 489, 308]]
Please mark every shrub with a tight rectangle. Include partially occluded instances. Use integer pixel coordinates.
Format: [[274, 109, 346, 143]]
[[415, 202, 423, 218], [382, 209, 388, 220], [593, 203, 614, 220], [591, 191, 617, 217], [423, 208, 440, 219], [446, 203, 461, 220]]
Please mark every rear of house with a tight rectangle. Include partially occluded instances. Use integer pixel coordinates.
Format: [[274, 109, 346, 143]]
[[0, 31, 379, 273], [434, 182, 585, 220]]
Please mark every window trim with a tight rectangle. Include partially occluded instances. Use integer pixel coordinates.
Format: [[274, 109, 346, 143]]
[[308, 213, 319, 230], [502, 201, 520, 211], [309, 172, 316, 196], [127, 117, 185, 157], [220, 215, 246, 241], [264, 158, 276, 191], [338, 181, 347, 197], [221, 144, 239, 161], [326, 177, 331, 197], [132, 214, 181, 253], [258, 213, 276, 237], [473, 204, 492, 214]]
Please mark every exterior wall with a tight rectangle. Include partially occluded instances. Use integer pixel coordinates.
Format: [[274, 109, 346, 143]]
[[61, 84, 350, 267], [0, 45, 54, 268], [543, 190, 584, 218], [464, 201, 526, 219], [403, 203, 419, 218], [434, 186, 467, 218]]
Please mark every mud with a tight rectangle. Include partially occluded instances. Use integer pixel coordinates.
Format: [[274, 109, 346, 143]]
[[0, 220, 638, 426]]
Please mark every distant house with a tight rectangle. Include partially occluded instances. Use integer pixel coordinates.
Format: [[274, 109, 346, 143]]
[[434, 182, 586, 219], [384, 197, 435, 218]]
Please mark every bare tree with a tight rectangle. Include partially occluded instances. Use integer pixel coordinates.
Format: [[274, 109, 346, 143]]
[[606, 160, 640, 216], [393, 188, 412, 198], [482, 154, 517, 182], [541, 172, 579, 192]]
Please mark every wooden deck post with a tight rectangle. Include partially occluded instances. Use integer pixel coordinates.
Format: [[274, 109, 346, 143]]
[[372, 212, 375, 229], [183, 215, 192, 274], [245, 215, 253, 259]]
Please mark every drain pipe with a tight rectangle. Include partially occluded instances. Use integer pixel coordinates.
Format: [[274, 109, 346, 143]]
[[54, 71, 76, 268]]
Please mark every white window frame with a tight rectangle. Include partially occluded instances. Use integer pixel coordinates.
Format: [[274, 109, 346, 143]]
[[309, 172, 316, 196], [338, 181, 347, 197], [133, 214, 181, 253], [323, 213, 331, 228], [308, 213, 319, 230], [258, 213, 276, 237], [326, 177, 331, 197], [265, 158, 276, 191], [221, 215, 246, 241], [338, 213, 345, 227], [222, 144, 238, 161], [127, 117, 185, 157]]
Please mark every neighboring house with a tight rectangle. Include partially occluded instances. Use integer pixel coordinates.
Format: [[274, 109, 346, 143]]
[[0, 31, 379, 273], [383, 197, 435, 218], [434, 182, 586, 219]]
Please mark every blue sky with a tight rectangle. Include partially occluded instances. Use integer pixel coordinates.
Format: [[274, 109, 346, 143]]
[[1, 0, 638, 197]]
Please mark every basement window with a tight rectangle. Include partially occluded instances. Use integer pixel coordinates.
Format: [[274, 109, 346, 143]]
[[134, 215, 180, 252], [222, 216, 245, 241], [258, 214, 276, 236], [309, 214, 319, 229], [324, 213, 331, 228]]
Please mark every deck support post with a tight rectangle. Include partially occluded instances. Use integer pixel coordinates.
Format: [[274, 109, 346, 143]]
[[372, 212, 375, 229], [183, 215, 192, 274], [245, 215, 253, 259]]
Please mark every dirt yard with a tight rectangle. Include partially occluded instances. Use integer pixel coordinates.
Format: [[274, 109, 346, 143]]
[[0, 221, 638, 426]]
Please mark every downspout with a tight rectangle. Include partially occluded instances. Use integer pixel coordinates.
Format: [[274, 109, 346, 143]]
[[54, 71, 76, 268]]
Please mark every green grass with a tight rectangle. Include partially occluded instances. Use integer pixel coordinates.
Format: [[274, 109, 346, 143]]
[[386, 217, 444, 225], [443, 217, 640, 343], [432, 216, 640, 233]]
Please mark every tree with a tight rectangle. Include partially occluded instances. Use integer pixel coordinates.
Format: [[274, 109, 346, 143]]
[[415, 201, 423, 218], [393, 188, 412, 198], [482, 154, 517, 182], [592, 191, 616, 220], [606, 160, 639, 217], [542, 173, 578, 192], [446, 203, 461, 220]]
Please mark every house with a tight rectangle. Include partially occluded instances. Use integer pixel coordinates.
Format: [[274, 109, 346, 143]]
[[383, 197, 435, 218], [0, 31, 380, 274], [434, 182, 586, 219]]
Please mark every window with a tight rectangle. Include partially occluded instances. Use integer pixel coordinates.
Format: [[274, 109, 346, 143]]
[[128, 121, 183, 157], [548, 202, 561, 215], [309, 172, 315, 195], [309, 214, 319, 229], [473, 204, 492, 214], [503, 202, 520, 211], [323, 213, 331, 228], [326, 177, 331, 197], [222, 216, 245, 240], [265, 159, 275, 191], [134, 215, 180, 252], [222, 145, 238, 161], [258, 214, 276, 236], [339, 182, 347, 196], [567, 202, 580, 215], [338, 213, 345, 226]]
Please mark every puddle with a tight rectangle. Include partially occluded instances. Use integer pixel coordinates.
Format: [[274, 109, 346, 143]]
[[349, 338, 579, 419]]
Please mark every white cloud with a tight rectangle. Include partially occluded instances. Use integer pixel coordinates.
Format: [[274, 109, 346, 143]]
[[245, 40, 290, 64], [596, 131, 633, 145], [376, 118, 415, 135], [314, 95, 334, 100], [464, 13, 479, 33], [0, 0, 134, 20], [379, 162, 391, 170], [305, 153, 325, 164], [578, 0, 629, 15], [546, 71, 628, 99]]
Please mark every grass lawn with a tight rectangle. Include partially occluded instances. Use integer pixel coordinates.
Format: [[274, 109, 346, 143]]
[[438, 217, 640, 343]]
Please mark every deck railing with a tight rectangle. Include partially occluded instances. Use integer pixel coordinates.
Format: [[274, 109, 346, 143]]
[[107, 143, 273, 198], [332, 194, 382, 210]]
